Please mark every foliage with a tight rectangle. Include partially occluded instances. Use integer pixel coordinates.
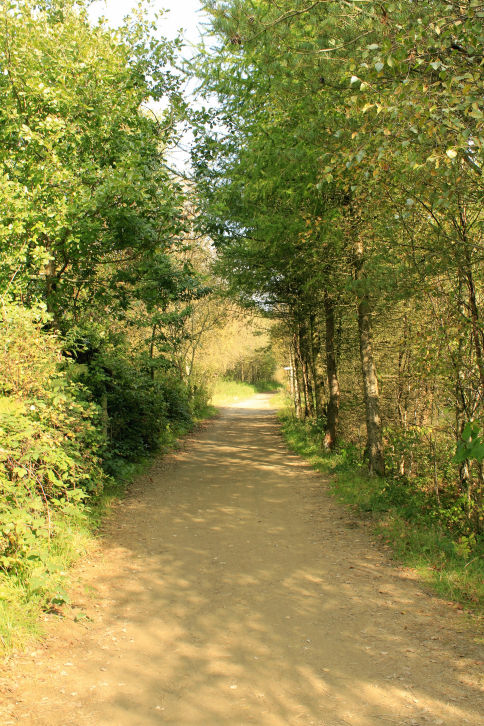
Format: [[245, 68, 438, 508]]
[[226, 346, 277, 385], [0, 0, 184, 322], [63, 322, 208, 467], [0, 0, 212, 650], [0, 300, 213, 650], [455, 421, 484, 466], [192, 0, 483, 526], [0, 303, 107, 648]]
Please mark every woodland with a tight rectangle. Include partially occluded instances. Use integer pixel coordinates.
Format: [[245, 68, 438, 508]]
[[192, 1, 484, 555], [0, 0, 483, 645]]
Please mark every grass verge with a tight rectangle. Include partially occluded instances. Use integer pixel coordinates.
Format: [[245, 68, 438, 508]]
[[0, 406, 217, 655], [279, 411, 484, 617]]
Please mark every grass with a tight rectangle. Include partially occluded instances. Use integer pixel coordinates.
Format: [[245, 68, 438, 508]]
[[0, 406, 218, 655], [0, 505, 94, 652], [279, 411, 484, 617], [210, 378, 281, 407]]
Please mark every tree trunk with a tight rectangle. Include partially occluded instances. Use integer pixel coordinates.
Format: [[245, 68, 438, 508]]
[[149, 323, 157, 381], [396, 310, 410, 475], [351, 226, 385, 475], [297, 322, 314, 418], [463, 253, 484, 394], [323, 291, 340, 450], [44, 257, 61, 328], [455, 271, 474, 515], [357, 292, 385, 475], [309, 312, 324, 419], [288, 345, 296, 408], [101, 392, 109, 442], [292, 334, 303, 419]]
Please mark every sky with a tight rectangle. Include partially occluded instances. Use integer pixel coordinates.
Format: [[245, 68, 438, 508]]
[[88, 1, 210, 171], [88, 0, 207, 46]]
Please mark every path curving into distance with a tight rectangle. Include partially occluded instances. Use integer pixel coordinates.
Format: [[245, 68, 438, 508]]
[[2, 394, 483, 725]]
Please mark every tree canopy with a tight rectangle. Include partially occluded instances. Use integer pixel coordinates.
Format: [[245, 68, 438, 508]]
[[192, 0, 483, 519]]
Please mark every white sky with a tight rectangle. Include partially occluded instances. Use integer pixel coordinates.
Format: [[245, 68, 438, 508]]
[[88, 0, 206, 47], [88, 0, 210, 172]]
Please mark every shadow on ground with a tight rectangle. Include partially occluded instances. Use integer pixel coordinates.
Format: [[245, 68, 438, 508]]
[[6, 397, 484, 726]]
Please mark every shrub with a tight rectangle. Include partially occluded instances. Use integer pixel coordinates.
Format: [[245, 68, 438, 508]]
[[66, 326, 204, 468], [0, 304, 106, 576]]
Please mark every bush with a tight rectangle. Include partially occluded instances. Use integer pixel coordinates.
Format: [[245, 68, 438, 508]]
[[66, 326, 206, 469], [0, 304, 106, 610], [0, 305, 210, 647], [384, 424, 481, 536], [0, 400, 101, 572]]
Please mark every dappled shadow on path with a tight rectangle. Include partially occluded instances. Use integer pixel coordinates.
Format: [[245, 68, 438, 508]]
[[15, 397, 484, 726]]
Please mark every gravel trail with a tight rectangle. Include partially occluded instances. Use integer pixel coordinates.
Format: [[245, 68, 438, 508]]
[[1, 394, 483, 725]]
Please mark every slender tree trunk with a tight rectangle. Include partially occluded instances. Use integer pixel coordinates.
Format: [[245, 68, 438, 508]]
[[351, 229, 385, 475], [101, 392, 109, 442], [323, 291, 340, 450], [455, 271, 473, 513], [463, 253, 484, 393], [357, 292, 385, 475], [44, 257, 61, 328], [458, 204, 484, 395], [397, 311, 409, 475], [309, 312, 324, 419], [292, 336, 303, 419], [289, 345, 296, 406], [45, 258, 56, 301], [149, 323, 157, 381], [44, 254, 70, 328], [297, 322, 314, 418]]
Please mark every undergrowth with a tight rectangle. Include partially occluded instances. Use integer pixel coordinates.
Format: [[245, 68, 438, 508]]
[[0, 304, 215, 654], [279, 411, 484, 615]]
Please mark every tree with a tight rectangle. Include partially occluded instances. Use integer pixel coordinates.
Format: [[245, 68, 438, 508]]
[[193, 0, 482, 518], [0, 0, 184, 325]]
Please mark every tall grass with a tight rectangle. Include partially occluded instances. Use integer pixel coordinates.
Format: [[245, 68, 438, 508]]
[[0, 507, 93, 651]]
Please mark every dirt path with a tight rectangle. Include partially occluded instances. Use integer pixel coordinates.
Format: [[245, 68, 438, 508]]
[[1, 394, 483, 725]]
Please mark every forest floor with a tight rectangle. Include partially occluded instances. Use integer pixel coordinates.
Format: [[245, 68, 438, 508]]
[[1, 394, 483, 725]]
